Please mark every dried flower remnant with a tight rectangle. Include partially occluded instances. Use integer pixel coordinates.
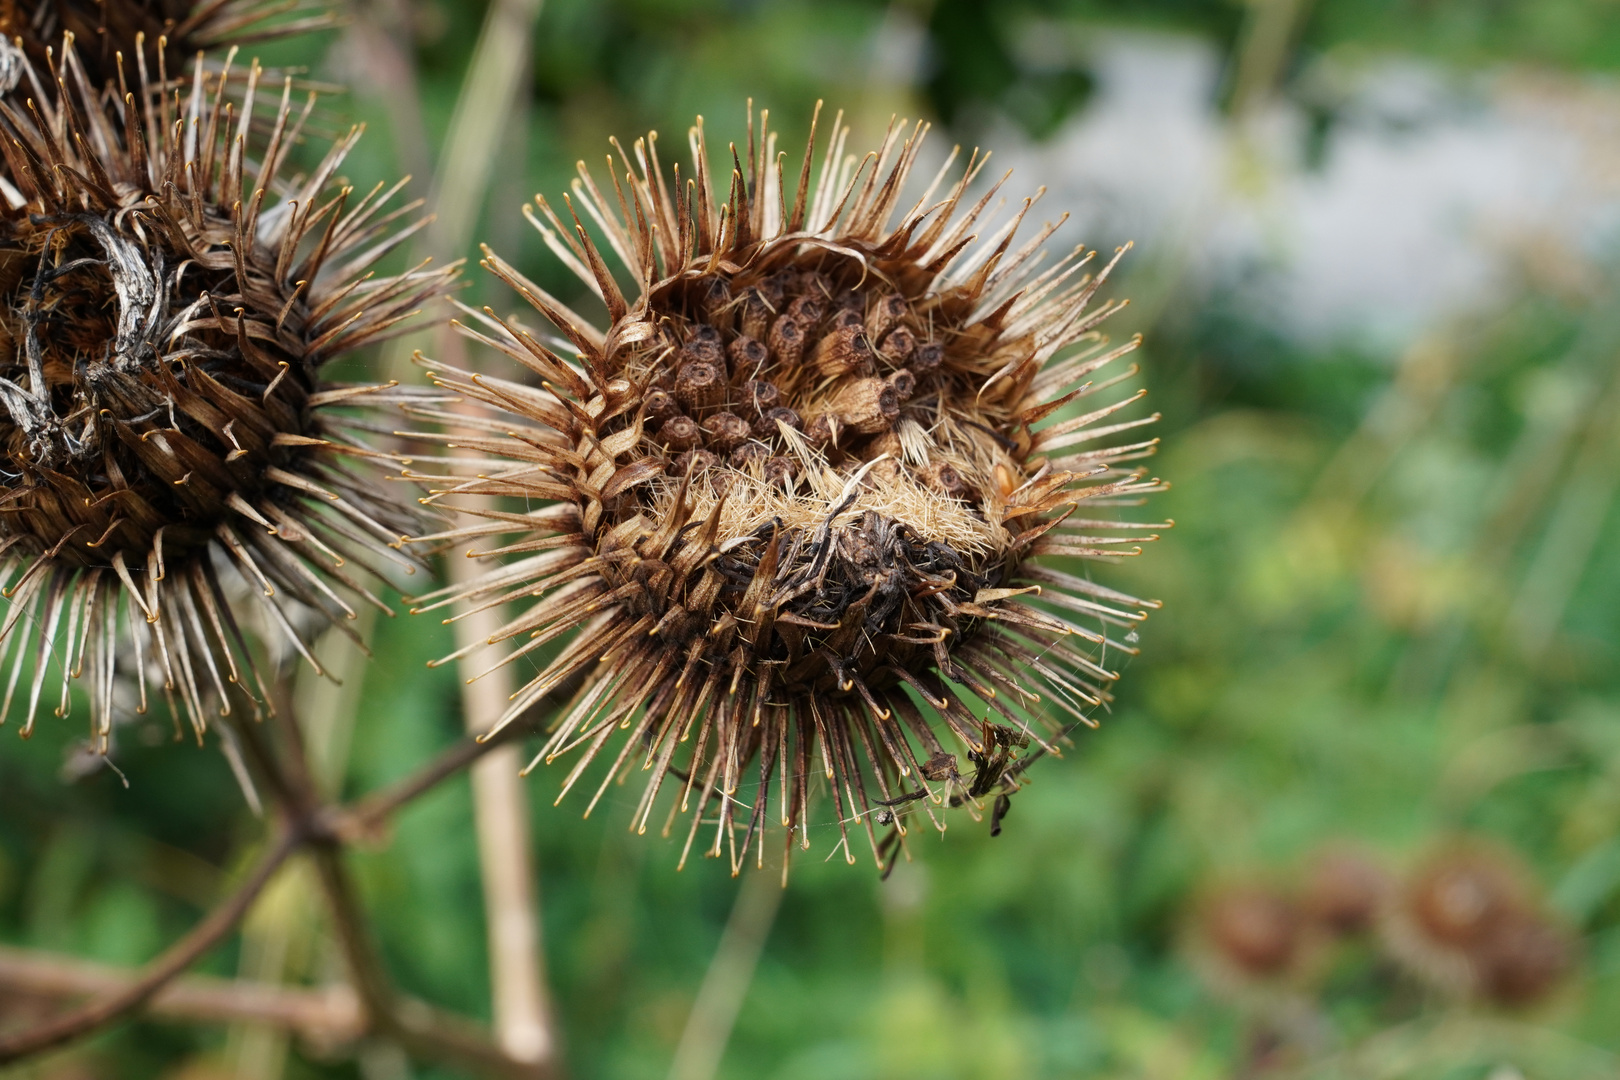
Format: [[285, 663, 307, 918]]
[[1301, 847, 1388, 936], [0, 39, 452, 746], [1183, 880, 1328, 1010], [1382, 842, 1574, 1007], [412, 104, 1163, 873], [0, 1, 332, 92]]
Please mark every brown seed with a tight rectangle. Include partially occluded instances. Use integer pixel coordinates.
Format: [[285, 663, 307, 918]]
[[659, 414, 703, 452], [831, 288, 863, 313], [829, 377, 899, 434], [878, 325, 916, 365], [829, 307, 863, 331], [682, 336, 725, 367], [913, 341, 944, 372], [760, 271, 792, 307], [810, 325, 874, 378], [699, 278, 733, 328], [687, 323, 723, 349], [764, 455, 797, 489], [768, 316, 805, 368], [739, 289, 772, 340], [728, 336, 769, 379], [643, 389, 682, 427], [918, 460, 969, 498], [756, 406, 802, 439], [786, 294, 823, 326], [739, 380, 781, 418], [702, 411, 752, 453], [885, 368, 916, 402], [674, 359, 726, 411], [804, 412, 844, 450], [672, 448, 719, 476], [803, 270, 831, 293], [730, 442, 770, 469], [866, 292, 908, 340]]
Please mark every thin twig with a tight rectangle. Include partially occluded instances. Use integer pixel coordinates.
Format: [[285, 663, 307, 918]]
[[0, 828, 301, 1064], [309, 845, 554, 1080], [326, 718, 533, 842], [409, 0, 561, 1065], [0, 944, 364, 1046], [666, 870, 784, 1080]]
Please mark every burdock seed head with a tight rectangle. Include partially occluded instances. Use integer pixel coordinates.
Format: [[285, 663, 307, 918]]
[[1381, 840, 1575, 1007], [0, 37, 454, 746], [412, 103, 1164, 874], [0, 2, 331, 93]]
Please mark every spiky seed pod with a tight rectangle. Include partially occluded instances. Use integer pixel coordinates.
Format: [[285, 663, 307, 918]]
[[0, 2, 331, 93], [1301, 847, 1388, 936], [1184, 882, 1324, 1012], [411, 104, 1163, 873], [0, 39, 452, 746], [1200, 886, 1305, 980], [1474, 909, 1573, 1008], [1381, 842, 1573, 1005]]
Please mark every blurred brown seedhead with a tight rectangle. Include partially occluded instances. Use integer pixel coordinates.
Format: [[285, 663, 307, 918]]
[[0, 36, 452, 747], [1187, 882, 1317, 1000], [0, 1, 333, 90], [1382, 841, 1575, 1008], [411, 103, 1163, 874], [1301, 845, 1389, 937]]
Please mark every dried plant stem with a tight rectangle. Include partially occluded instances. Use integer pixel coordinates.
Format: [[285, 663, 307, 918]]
[[329, 721, 533, 841], [402, 0, 560, 1064], [1229, 0, 1316, 117], [0, 829, 301, 1064], [666, 871, 784, 1080], [0, 945, 363, 1046], [454, 586, 557, 1066], [311, 845, 551, 1080], [0, 661, 553, 1074]]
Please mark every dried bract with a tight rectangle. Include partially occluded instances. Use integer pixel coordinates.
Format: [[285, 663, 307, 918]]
[[0, 1, 332, 92], [412, 104, 1163, 872], [0, 40, 452, 745]]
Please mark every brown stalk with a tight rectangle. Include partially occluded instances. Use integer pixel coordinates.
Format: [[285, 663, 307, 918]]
[[390, 0, 562, 1066], [0, 945, 364, 1046], [0, 828, 300, 1064]]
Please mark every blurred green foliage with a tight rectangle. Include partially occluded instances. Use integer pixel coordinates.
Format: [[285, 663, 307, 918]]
[[4, 1, 1620, 1078]]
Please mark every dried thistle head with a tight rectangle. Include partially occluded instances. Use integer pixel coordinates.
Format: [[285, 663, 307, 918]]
[[0, 38, 453, 746], [1195, 885, 1307, 982], [0, 1, 330, 92], [414, 104, 1163, 873], [1301, 846, 1388, 937], [1382, 841, 1574, 1007]]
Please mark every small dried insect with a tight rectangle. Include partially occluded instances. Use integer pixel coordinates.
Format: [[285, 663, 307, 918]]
[[0, 37, 452, 748], [412, 103, 1164, 874]]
